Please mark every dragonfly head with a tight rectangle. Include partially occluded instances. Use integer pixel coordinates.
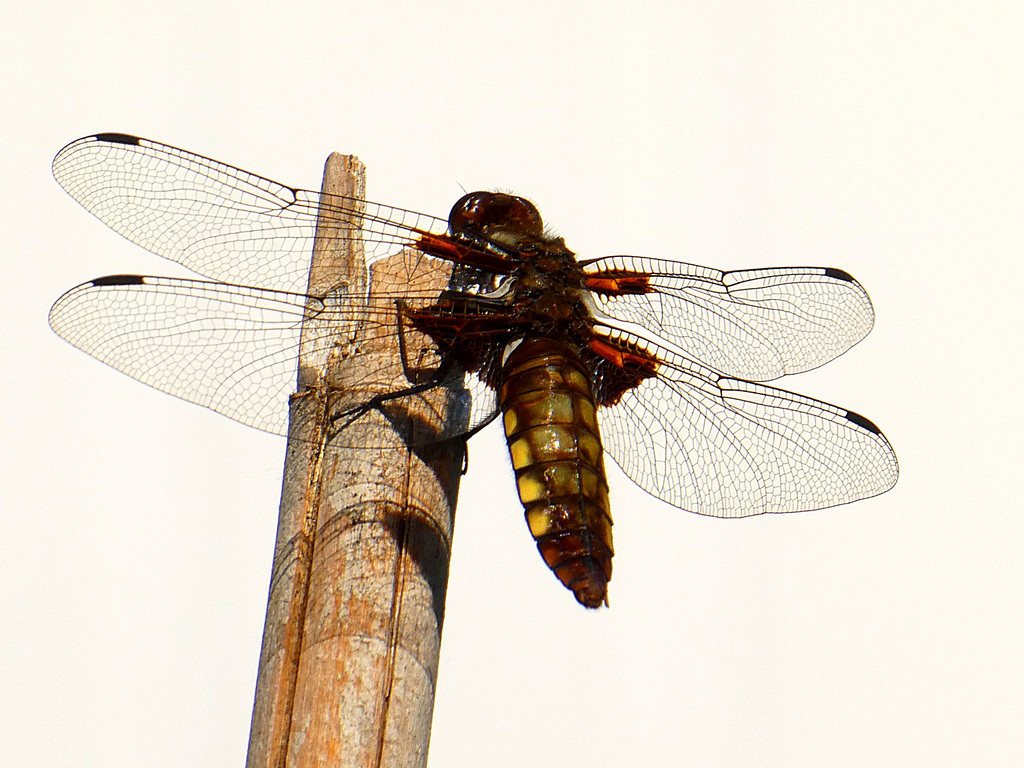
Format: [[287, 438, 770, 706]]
[[449, 191, 544, 249]]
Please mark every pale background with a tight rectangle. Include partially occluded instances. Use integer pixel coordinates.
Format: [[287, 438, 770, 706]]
[[2, 2, 1021, 766]]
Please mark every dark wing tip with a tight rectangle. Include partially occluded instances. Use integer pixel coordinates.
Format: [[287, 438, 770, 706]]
[[91, 133, 142, 146], [90, 274, 146, 287], [844, 408, 882, 435], [824, 267, 856, 283]]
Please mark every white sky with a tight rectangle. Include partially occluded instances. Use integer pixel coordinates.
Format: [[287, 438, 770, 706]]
[[2, 2, 1022, 766]]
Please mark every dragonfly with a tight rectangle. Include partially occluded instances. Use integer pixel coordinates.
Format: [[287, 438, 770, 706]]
[[49, 133, 899, 607]]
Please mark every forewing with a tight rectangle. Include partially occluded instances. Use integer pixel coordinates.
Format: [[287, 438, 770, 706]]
[[52, 133, 450, 293], [596, 332, 898, 517], [48, 275, 497, 443], [584, 256, 875, 381]]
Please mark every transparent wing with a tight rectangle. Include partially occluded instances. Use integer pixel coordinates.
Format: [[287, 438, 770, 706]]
[[584, 256, 875, 381], [597, 330, 898, 517], [48, 274, 498, 444], [52, 133, 450, 294]]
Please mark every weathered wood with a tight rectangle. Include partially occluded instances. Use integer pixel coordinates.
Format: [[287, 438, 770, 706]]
[[247, 154, 465, 768]]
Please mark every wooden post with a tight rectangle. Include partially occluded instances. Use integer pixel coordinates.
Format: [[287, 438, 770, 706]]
[[246, 154, 466, 768]]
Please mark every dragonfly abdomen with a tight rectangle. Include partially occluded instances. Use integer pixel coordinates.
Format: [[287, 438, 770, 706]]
[[500, 338, 613, 608]]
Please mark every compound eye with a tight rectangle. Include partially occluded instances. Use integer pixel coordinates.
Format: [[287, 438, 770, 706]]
[[448, 192, 490, 234], [503, 195, 544, 237], [449, 192, 544, 240]]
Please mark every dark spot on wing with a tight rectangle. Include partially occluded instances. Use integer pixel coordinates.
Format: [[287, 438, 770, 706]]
[[90, 274, 146, 286], [845, 408, 882, 434], [824, 267, 855, 282], [93, 133, 141, 146]]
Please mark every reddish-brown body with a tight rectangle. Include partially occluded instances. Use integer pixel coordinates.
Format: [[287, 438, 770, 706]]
[[501, 339, 613, 607], [405, 191, 648, 607]]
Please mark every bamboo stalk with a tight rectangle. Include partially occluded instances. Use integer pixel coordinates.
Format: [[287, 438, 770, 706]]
[[246, 154, 465, 768]]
